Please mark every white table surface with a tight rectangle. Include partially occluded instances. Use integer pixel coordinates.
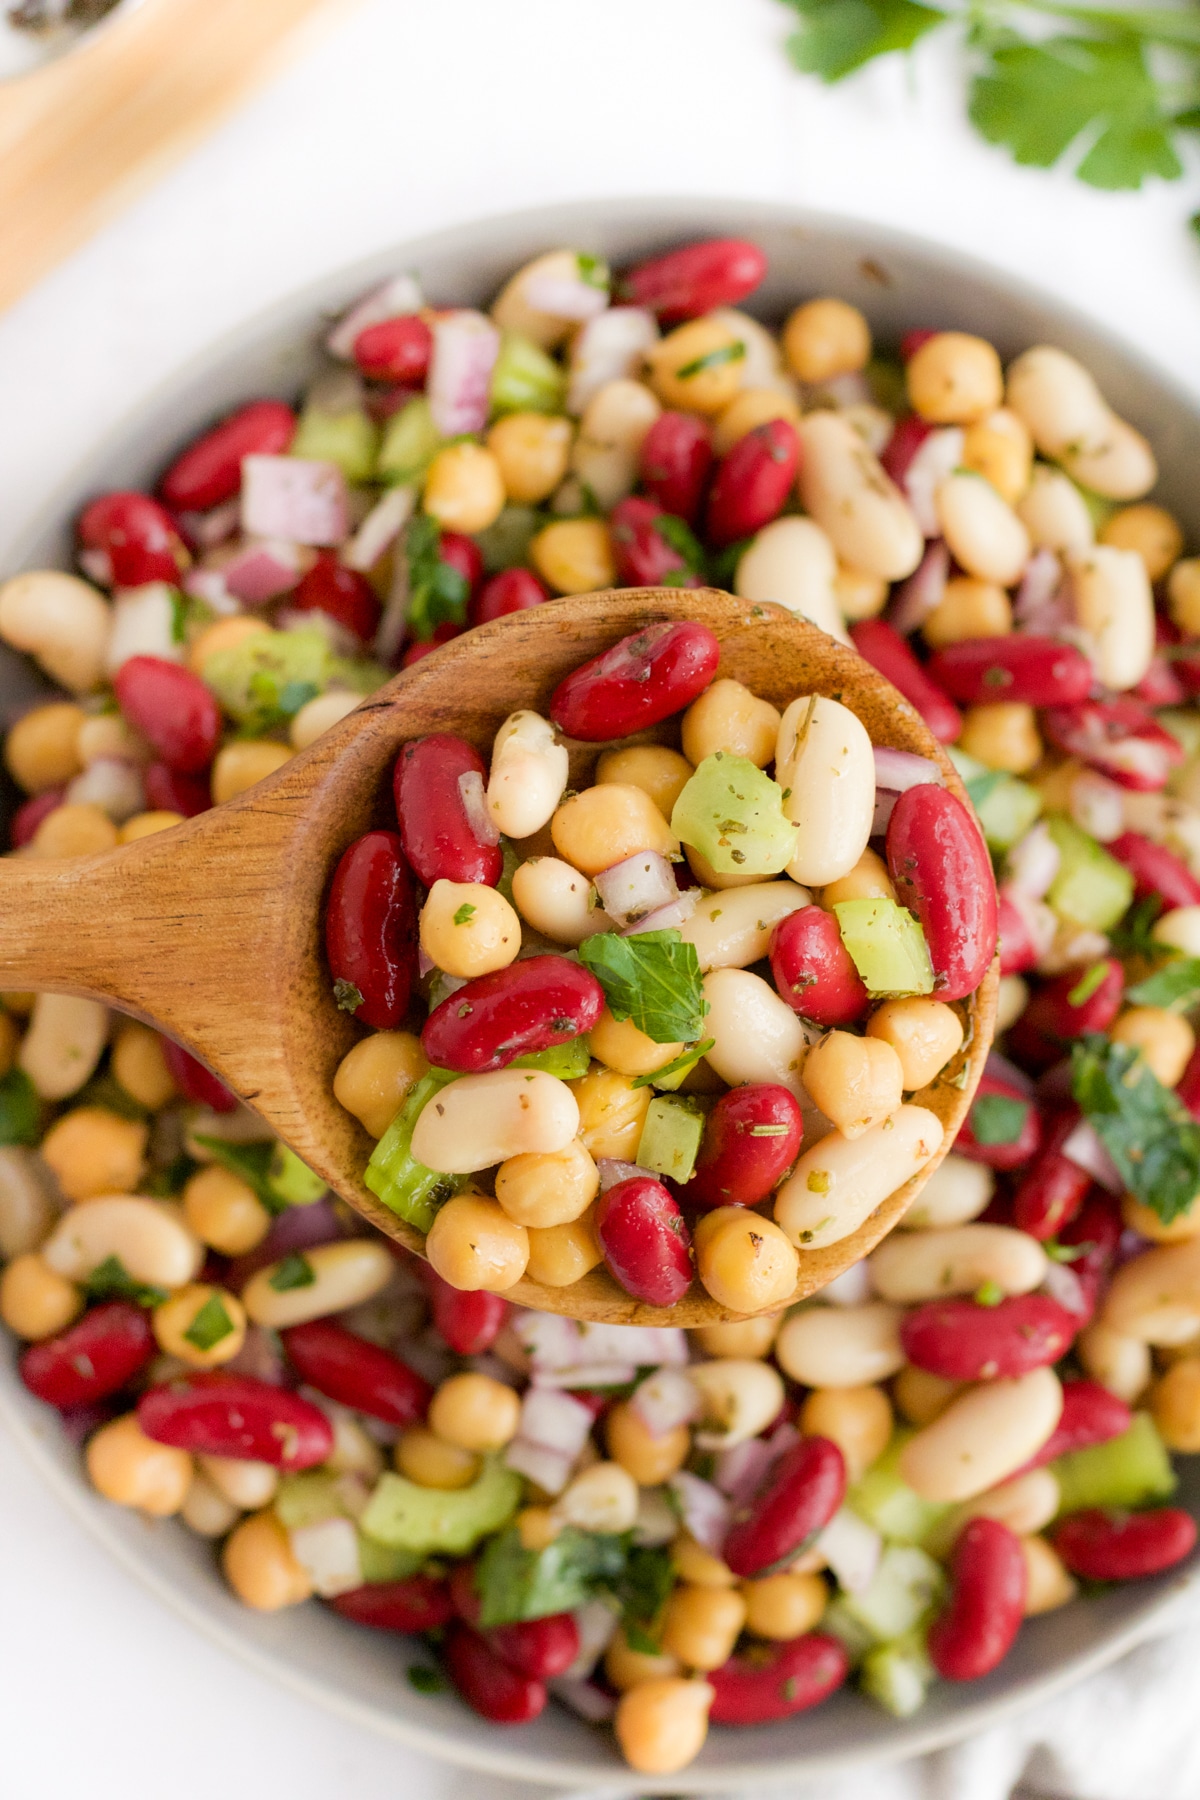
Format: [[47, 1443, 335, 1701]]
[[0, 3, 1198, 1795]]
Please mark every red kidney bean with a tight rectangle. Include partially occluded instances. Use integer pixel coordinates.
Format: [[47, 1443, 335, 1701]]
[[393, 735, 502, 888], [900, 329, 938, 363], [281, 1319, 431, 1427], [1053, 1508, 1198, 1581], [709, 1633, 849, 1726], [19, 1302, 156, 1409], [548, 621, 720, 742], [705, 419, 800, 548], [1006, 959, 1125, 1072], [144, 762, 211, 817], [594, 1176, 693, 1307], [769, 904, 870, 1027], [1178, 1042, 1200, 1122], [1015, 1380, 1132, 1475], [617, 237, 767, 322], [954, 1074, 1043, 1170], [137, 1372, 334, 1468], [1013, 1109, 1091, 1239], [401, 622, 464, 667], [886, 784, 998, 1001], [851, 619, 962, 744], [1043, 698, 1184, 792], [159, 400, 296, 512], [353, 313, 434, 384], [1055, 1189, 1122, 1319], [438, 532, 484, 602], [879, 413, 933, 484], [417, 1262, 508, 1356], [491, 1614, 581, 1680], [724, 1436, 846, 1578], [422, 956, 604, 1073], [161, 1038, 237, 1112], [997, 886, 1041, 977], [900, 1293, 1077, 1382], [10, 788, 64, 849], [1134, 616, 1187, 708], [449, 1558, 484, 1624], [682, 1084, 803, 1211], [638, 410, 713, 524], [78, 491, 188, 587], [609, 496, 700, 588], [468, 566, 550, 626], [325, 829, 417, 1030], [1107, 831, 1200, 908], [291, 553, 381, 643], [329, 1574, 454, 1633], [928, 1518, 1026, 1682], [113, 656, 221, 774], [443, 1623, 547, 1724], [928, 636, 1094, 709]]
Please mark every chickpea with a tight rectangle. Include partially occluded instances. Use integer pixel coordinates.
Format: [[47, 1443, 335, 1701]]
[[866, 997, 965, 1091], [200, 1455, 279, 1510], [961, 408, 1033, 505], [425, 1192, 529, 1293], [495, 1137, 599, 1228], [181, 1471, 241, 1538], [596, 745, 693, 819], [551, 783, 677, 877], [39, 1105, 148, 1201], [712, 387, 800, 456], [395, 1425, 480, 1490], [333, 1029, 428, 1139], [681, 678, 781, 770], [529, 518, 616, 595], [614, 1676, 713, 1776], [570, 1064, 652, 1160], [834, 565, 889, 623], [672, 1533, 737, 1587], [820, 846, 896, 908], [222, 1511, 314, 1611], [1123, 1194, 1200, 1244], [1150, 1357, 1200, 1450], [800, 1384, 893, 1481], [893, 1365, 963, 1426], [1019, 1534, 1076, 1616], [1168, 558, 1200, 637], [486, 413, 573, 504], [419, 879, 521, 979], [605, 1634, 681, 1692], [740, 1570, 828, 1640], [289, 689, 360, 751], [0, 1252, 82, 1340], [211, 741, 291, 805], [646, 318, 748, 414], [428, 1371, 521, 1452], [1109, 1006, 1195, 1089], [183, 1163, 271, 1256], [958, 702, 1042, 774], [570, 378, 661, 510], [555, 1461, 639, 1533], [802, 1031, 904, 1138], [782, 299, 871, 384], [606, 1400, 690, 1486], [692, 1314, 780, 1358], [152, 1282, 246, 1368], [517, 1505, 562, 1551], [422, 442, 505, 534], [525, 1208, 603, 1285], [922, 577, 1012, 649], [30, 802, 118, 857], [695, 1208, 799, 1314], [907, 332, 1003, 425], [684, 842, 762, 891], [589, 1007, 684, 1079], [661, 1583, 746, 1671], [77, 713, 148, 769], [1100, 502, 1184, 583], [5, 702, 86, 793], [189, 615, 269, 676], [86, 1414, 192, 1516], [120, 811, 184, 843]]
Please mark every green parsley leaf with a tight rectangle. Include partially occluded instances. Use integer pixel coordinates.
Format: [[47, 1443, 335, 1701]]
[[1072, 1033, 1200, 1223], [268, 1252, 316, 1292], [1126, 956, 1200, 1013], [1045, 1237, 1094, 1264], [183, 1293, 236, 1351], [630, 1039, 716, 1090], [333, 978, 364, 1015], [1068, 960, 1112, 1007], [578, 930, 709, 1045], [475, 1526, 627, 1627], [83, 1255, 169, 1308], [144, 1152, 199, 1198], [453, 903, 477, 926], [0, 1067, 41, 1147], [1110, 893, 1164, 958], [405, 514, 470, 642], [576, 251, 611, 291], [974, 1279, 1004, 1307], [611, 1543, 676, 1645], [781, 0, 945, 82], [676, 341, 747, 380], [968, 1092, 1031, 1146], [407, 1664, 446, 1695]]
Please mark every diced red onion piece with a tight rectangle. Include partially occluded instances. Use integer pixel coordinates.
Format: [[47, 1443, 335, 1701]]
[[904, 428, 965, 538], [220, 537, 313, 605], [713, 1434, 775, 1504], [667, 1470, 730, 1553], [523, 270, 609, 323], [326, 273, 424, 360], [567, 307, 659, 415], [596, 1158, 655, 1192], [874, 747, 944, 794], [630, 1368, 701, 1439], [564, 1602, 620, 1680], [458, 770, 501, 847], [222, 1324, 290, 1386], [1015, 548, 1067, 631], [503, 1438, 574, 1495], [1041, 1260, 1088, 1320], [1061, 1119, 1123, 1192], [1070, 770, 1125, 843], [549, 1679, 617, 1723], [887, 539, 950, 635], [622, 888, 701, 937], [182, 566, 238, 614], [578, 1322, 689, 1367], [519, 1385, 595, 1457], [594, 851, 679, 928], [178, 498, 241, 550], [343, 484, 416, 574], [428, 310, 501, 438], [1008, 822, 1062, 899], [534, 1363, 638, 1391], [813, 1507, 881, 1595], [512, 1310, 581, 1369], [66, 758, 145, 823], [79, 546, 112, 586], [241, 456, 348, 547]]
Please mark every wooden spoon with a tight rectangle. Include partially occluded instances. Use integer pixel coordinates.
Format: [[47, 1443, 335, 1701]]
[[0, 589, 996, 1324]]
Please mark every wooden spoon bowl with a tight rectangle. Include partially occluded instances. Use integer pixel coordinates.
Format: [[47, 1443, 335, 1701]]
[[0, 588, 996, 1325]]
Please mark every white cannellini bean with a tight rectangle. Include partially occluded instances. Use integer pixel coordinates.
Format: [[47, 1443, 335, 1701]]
[[1016, 465, 1095, 554], [18, 995, 108, 1101], [1152, 906, 1200, 958], [411, 1069, 580, 1173], [1005, 347, 1156, 500], [701, 968, 814, 1100], [868, 1223, 1047, 1304], [934, 472, 1030, 586], [510, 856, 612, 945], [66, 757, 146, 822], [688, 1359, 785, 1451], [938, 1468, 1061, 1549], [774, 1302, 906, 1388], [678, 881, 810, 972], [290, 689, 360, 751], [1077, 1321, 1152, 1402], [104, 584, 186, 676], [1101, 1236, 1200, 1345], [553, 1461, 639, 1532], [774, 1106, 944, 1251], [898, 1153, 994, 1230], [569, 378, 661, 511], [734, 517, 850, 646], [181, 1472, 241, 1538], [41, 1195, 203, 1289], [567, 307, 660, 415], [0, 570, 111, 694], [200, 1454, 280, 1509], [899, 1368, 1064, 1503], [242, 1240, 394, 1329], [796, 412, 924, 582], [0, 1146, 61, 1258], [1067, 546, 1155, 692], [486, 711, 568, 839], [775, 696, 875, 888]]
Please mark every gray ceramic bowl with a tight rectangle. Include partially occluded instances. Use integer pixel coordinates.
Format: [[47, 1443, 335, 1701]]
[[1, 197, 1198, 1792]]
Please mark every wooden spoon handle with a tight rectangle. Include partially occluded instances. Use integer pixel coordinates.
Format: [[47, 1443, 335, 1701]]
[[0, 849, 139, 1003]]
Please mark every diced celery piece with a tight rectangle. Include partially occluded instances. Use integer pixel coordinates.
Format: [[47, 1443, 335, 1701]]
[[275, 1471, 347, 1531], [203, 627, 332, 730], [834, 899, 935, 997], [839, 1544, 944, 1643], [377, 396, 442, 485], [860, 1629, 935, 1718], [475, 505, 540, 573], [635, 1094, 707, 1183], [848, 1432, 950, 1545], [364, 1069, 466, 1232], [359, 1457, 522, 1555], [671, 753, 797, 877], [267, 1143, 326, 1208], [821, 1597, 875, 1667], [1045, 816, 1134, 931], [947, 747, 989, 784], [1052, 1412, 1176, 1516], [974, 776, 1042, 852], [490, 332, 566, 415], [291, 403, 379, 484], [357, 1533, 424, 1585], [1077, 483, 1114, 533], [511, 1038, 593, 1080]]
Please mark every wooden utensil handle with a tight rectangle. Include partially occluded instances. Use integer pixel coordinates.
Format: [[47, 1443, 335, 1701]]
[[0, 849, 138, 1002]]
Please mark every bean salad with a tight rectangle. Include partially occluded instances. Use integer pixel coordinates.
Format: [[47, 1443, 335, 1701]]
[[0, 234, 1198, 1777]]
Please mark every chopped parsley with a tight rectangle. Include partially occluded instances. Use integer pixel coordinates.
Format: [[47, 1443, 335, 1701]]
[[407, 1664, 446, 1695], [967, 1093, 1030, 1146], [1126, 956, 1200, 1014], [452, 903, 477, 926], [676, 340, 746, 379], [404, 513, 470, 641], [333, 978, 364, 1015], [192, 1135, 285, 1214], [1067, 961, 1112, 1008], [1072, 1033, 1200, 1224], [268, 1252, 316, 1292], [183, 1293, 236, 1351], [83, 1255, 168, 1309], [0, 1067, 41, 1147], [579, 930, 708, 1045], [974, 1279, 1004, 1308]]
